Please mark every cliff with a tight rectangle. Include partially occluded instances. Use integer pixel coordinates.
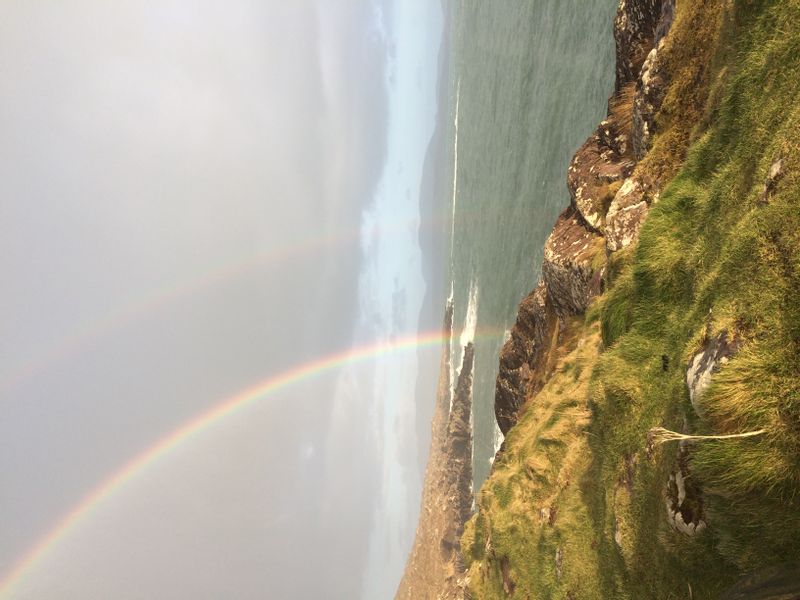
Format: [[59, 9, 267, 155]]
[[414, 0, 455, 477], [395, 301, 474, 600], [464, 0, 800, 598]]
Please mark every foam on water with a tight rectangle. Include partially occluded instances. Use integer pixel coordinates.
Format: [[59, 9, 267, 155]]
[[459, 278, 479, 352], [489, 419, 504, 466], [448, 78, 461, 271], [447, 0, 616, 490], [447, 282, 456, 407]]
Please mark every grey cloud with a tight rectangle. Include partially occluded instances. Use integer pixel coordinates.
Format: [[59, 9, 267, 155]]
[[0, 0, 392, 597]]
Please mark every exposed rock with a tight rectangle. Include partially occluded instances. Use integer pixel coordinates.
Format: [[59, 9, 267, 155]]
[[665, 460, 707, 536], [605, 177, 651, 251], [599, 114, 630, 158], [494, 0, 671, 439], [632, 44, 668, 160], [495, 283, 559, 434], [631, 0, 674, 160], [614, 0, 663, 91], [567, 0, 673, 240], [654, 0, 675, 46], [395, 305, 473, 600], [495, 0, 670, 438], [567, 123, 635, 231], [759, 157, 785, 203], [686, 331, 740, 417], [448, 342, 475, 529], [542, 206, 606, 316]]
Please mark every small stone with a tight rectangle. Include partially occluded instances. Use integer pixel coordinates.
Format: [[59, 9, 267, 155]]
[[686, 331, 739, 416], [759, 157, 784, 203]]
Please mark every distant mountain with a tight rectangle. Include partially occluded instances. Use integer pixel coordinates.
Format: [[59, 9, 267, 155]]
[[413, 1, 453, 476]]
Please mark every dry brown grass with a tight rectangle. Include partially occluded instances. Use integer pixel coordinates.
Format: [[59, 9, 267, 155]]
[[609, 81, 636, 149], [635, 0, 726, 187], [462, 321, 604, 598]]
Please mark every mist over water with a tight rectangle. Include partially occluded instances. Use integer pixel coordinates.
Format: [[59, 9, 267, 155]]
[[0, 1, 441, 598]]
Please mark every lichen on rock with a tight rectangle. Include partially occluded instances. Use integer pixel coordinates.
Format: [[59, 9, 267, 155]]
[[665, 447, 707, 537], [613, 0, 663, 92], [605, 177, 651, 251], [686, 331, 740, 417], [542, 207, 606, 316], [495, 282, 558, 434]]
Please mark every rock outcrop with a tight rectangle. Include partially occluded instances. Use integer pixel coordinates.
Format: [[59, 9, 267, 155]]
[[495, 282, 557, 435], [542, 207, 606, 316], [466, 0, 800, 595], [605, 176, 653, 251], [566, 120, 635, 232], [759, 156, 785, 204], [632, 43, 667, 160], [686, 330, 740, 417], [446, 343, 475, 538], [665, 447, 707, 536], [395, 303, 474, 600], [494, 0, 673, 433], [614, 0, 663, 92]]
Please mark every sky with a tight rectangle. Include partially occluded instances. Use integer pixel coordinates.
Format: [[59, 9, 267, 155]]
[[0, 1, 443, 598]]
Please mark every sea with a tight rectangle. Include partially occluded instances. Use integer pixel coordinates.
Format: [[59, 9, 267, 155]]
[[442, 0, 619, 489]]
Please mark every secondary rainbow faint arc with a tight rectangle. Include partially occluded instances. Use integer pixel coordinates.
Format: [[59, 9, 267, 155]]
[[0, 327, 501, 598], [0, 217, 447, 396]]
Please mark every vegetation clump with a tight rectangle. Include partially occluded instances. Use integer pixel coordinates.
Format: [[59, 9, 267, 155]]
[[464, 1, 800, 597]]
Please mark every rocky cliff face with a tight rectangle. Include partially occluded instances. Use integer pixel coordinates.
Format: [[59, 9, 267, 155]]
[[470, 0, 800, 596], [395, 304, 474, 600], [613, 0, 663, 92], [495, 0, 672, 435], [495, 282, 557, 435]]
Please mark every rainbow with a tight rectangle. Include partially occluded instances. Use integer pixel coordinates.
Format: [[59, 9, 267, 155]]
[[0, 217, 450, 396], [0, 327, 501, 598]]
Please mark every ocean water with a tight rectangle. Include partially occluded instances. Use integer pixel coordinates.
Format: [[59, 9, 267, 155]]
[[444, 1, 618, 489]]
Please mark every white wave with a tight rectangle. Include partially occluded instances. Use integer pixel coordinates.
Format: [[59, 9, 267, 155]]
[[459, 278, 479, 351], [489, 419, 505, 466], [450, 279, 478, 413], [446, 78, 461, 412], [449, 78, 461, 270], [447, 284, 456, 408]]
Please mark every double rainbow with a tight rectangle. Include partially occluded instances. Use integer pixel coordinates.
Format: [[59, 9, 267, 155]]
[[0, 327, 500, 597]]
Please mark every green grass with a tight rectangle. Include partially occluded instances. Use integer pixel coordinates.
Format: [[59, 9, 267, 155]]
[[588, 0, 800, 586], [463, 1, 800, 597], [463, 323, 604, 599], [591, 0, 800, 585]]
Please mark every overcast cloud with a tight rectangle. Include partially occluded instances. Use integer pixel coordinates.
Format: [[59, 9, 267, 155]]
[[0, 1, 442, 598]]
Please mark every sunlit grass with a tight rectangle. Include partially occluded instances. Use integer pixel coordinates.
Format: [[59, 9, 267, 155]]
[[463, 0, 800, 596]]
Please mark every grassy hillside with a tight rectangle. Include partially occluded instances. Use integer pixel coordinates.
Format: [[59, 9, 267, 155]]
[[463, 1, 800, 597]]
